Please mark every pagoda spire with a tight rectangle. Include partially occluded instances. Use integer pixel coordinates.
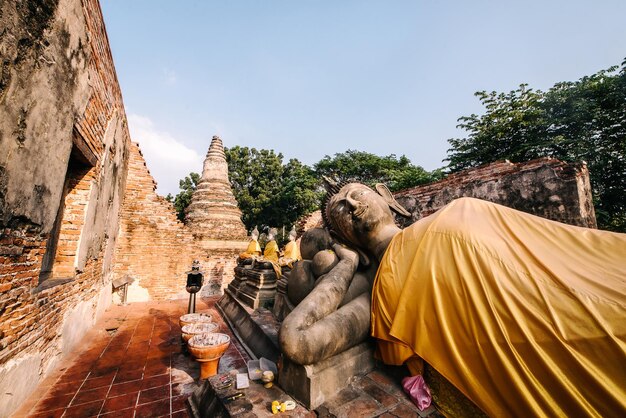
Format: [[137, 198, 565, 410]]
[[185, 136, 247, 241]]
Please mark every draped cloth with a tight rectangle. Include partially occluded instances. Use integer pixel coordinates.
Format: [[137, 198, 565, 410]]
[[371, 197, 626, 417]]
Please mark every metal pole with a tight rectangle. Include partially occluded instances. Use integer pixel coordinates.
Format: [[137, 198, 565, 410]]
[[187, 292, 196, 314]]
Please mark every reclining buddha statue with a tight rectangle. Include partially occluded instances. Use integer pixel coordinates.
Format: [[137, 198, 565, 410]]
[[279, 180, 626, 417]]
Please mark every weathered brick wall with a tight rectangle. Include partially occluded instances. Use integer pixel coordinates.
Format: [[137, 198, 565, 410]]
[[112, 143, 244, 301], [112, 143, 195, 301], [394, 158, 596, 228], [297, 158, 596, 236], [0, 0, 131, 415]]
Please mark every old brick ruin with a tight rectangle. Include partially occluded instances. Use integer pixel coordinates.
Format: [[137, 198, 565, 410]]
[[112, 138, 248, 303], [297, 158, 596, 234], [0, 0, 131, 415], [0, 1, 247, 415], [0, 1, 601, 417], [394, 158, 596, 228]]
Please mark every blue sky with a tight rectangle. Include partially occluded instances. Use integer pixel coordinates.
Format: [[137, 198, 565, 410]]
[[100, 0, 626, 196]]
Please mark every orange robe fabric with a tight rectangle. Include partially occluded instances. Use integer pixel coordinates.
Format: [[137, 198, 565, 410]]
[[371, 197, 626, 417]]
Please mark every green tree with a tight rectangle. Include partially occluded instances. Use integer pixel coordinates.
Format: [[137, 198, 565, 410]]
[[225, 146, 322, 231], [314, 150, 442, 192], [166, 172, 200, 222], [447, 60, 626, 231]]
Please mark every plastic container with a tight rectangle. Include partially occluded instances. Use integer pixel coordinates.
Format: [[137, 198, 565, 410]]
[[260, 357, 278, 375], [247, 360, 263, 380]]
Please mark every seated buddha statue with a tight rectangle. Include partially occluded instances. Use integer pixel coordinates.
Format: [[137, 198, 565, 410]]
[[278, 227, 302, 267], [239, 226, 262, 262], [262, 227, 279, 263]]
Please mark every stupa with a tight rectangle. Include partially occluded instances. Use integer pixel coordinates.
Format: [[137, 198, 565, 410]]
[[186, 136, 248, 243]]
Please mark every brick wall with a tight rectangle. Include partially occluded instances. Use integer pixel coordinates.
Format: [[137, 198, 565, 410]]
[[112, 143, 195, 301], [394, 158, 596, 228], [0, 0, 131, 415], [111, 143, 244, 301], [297, 158, 596, 236]]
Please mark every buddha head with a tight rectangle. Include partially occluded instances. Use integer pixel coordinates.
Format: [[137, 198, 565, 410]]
[[288, 226, 297, 242], [251, 226, 259, 241], [323, 181, 409, 255]]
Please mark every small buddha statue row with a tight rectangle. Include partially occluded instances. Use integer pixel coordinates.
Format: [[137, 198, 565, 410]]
[[238, 226, 302, 267]]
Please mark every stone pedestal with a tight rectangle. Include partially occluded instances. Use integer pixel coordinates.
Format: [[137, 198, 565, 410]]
[[217, 289, 280, 362], [237, 267, 277, 310], [189, 371, 313, 418], [278, 341, 376, 410], [272, 276, 293, 322], [227, 264, 250, 297]]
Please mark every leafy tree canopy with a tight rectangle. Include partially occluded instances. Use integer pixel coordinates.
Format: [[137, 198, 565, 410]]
[[314, 149, 443, 192], [168, 148, 442, 232], [446, 59, 626, 232], [165, 172, 200, 222], [225, 146, 321, 232]]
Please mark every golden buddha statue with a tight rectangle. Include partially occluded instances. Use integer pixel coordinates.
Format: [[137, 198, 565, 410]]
[[279, 227, 301, 267], [263, 227, 279, 263], [239, 226, 262, 260]]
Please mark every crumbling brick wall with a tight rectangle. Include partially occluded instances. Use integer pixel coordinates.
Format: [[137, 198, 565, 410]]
[[0, 0, 131, 415], [111, 143, 195, 301], [111, 143, 243, 301], [394, 158, 596, 228], [297, 158, 596, 235]]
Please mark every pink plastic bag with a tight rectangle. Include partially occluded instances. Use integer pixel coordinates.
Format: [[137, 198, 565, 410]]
[[402, 374, 432, 411]]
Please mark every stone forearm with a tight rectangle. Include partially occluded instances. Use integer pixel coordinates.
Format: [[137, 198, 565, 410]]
[[279, 256, 371, 365]]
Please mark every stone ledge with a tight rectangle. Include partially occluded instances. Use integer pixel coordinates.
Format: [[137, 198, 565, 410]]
[[279, 341, 376, 410]]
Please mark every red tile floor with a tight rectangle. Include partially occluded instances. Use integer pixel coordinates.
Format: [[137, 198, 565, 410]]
[[15, 297, 250, 418]]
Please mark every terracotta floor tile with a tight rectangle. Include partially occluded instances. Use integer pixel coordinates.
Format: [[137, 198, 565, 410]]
[[90, 365, 119, 378], [144, 364, 170, 377], [135, 398, 170, 418], [82, 372, 116, 391], [172, 394, 189, 412], [114, 367, 144, 383], [57, 370, 89, 384], [29, 407, 66, 418], [138, 384, 170, 405], [33, 393, 74, 412], [62, 361, 94, 375], [172, 409, 190, 418], [47, 381, 80, 396], [99, 406, 135, 418], [19, 299, 256, 418], [63, 399, 104, 417], [108, 379, 143, 397], [100, 392, 139, 414], [71, 385, 110, 405], [141, 373, 170, 389]]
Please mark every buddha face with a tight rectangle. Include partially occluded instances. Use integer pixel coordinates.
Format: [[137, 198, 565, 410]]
[[326, 183, 396, 251]]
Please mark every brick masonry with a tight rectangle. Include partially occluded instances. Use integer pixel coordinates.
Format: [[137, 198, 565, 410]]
[[394, 158, 596, 228], [0, 0, 131, 416], [111, 142, 245, 302], [297, 158, 596, 236]]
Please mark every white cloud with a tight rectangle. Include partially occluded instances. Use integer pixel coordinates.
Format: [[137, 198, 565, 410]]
[[127, 114, 204, 196], [163, 68, 177, 85]]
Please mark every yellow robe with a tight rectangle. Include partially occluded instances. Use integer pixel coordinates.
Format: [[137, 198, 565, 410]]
[[246, 239, 261, 255], [282, 241, 301, 261], [263, 240, 279, 262], [371, 197, 626, 417]]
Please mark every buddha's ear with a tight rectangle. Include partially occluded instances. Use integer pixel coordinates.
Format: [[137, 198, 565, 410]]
[[375, 183, 410, 217]]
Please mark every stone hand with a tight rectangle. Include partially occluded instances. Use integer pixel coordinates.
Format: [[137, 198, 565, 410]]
[[332, 243, 359, 273]]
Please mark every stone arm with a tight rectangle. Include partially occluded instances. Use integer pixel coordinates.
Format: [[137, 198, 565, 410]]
[[279, 244, 371, 365]]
